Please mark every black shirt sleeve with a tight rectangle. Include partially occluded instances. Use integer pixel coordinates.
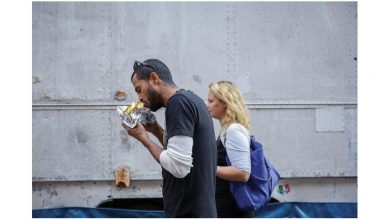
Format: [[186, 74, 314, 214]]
[[165, 94, 197, 139]]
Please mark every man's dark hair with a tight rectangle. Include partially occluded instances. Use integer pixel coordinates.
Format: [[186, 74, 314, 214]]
[[131, 59, 175, 85]]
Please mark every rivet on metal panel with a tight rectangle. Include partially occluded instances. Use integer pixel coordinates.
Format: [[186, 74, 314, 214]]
[[115, 167, 130, 188], [114, 90, 127, 101]]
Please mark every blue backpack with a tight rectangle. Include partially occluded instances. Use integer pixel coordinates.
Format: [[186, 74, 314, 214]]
[[225, 136, 280, 211]]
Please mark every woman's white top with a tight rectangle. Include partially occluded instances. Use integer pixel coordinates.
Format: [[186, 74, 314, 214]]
[[221, 123, 251, 174]]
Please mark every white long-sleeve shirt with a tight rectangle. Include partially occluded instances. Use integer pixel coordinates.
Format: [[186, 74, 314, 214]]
[[221, 123, 251, 173], [159, 135, 193, 178]]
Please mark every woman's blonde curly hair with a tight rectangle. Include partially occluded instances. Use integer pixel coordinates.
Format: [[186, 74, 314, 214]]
[[209, 81, 251, 132]]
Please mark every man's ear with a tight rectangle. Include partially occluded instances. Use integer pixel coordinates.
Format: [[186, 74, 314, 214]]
[[150, 72, 160, 85]]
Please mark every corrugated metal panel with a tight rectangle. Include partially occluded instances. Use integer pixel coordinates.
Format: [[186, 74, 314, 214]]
[[32, 104, 356, 180], [32, 178, 357, 209], [273, 178, 357, 202], [32, 180, 163, 209], [33, 109, 165, 181], [33, 2, 357, 102]]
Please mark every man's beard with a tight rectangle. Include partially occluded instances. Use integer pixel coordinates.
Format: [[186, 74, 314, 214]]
[[147, 87, 163, 112]]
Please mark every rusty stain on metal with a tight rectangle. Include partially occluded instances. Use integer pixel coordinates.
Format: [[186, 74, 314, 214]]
[[114, 90, 127, 101], [115, 167, 130, 188]]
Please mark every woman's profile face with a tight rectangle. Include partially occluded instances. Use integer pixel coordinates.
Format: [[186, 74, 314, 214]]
[[207, 92, 226, 120]]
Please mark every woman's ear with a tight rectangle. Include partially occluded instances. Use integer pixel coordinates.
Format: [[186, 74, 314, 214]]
[[222, 101, 227, 108]]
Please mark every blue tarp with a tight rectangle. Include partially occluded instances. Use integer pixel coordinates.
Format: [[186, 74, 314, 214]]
[[32, 202, 357, 218]]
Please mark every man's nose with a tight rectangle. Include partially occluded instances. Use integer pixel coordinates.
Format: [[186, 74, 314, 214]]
[[137, 94, 143, 101]]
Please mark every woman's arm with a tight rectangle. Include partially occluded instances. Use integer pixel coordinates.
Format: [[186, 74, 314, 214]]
[[220, 124, 251, 182], [217, 165, 250, 182]]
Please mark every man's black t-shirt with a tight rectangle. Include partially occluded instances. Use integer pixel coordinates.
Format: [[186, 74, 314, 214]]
[[162, 89, 217, 217]]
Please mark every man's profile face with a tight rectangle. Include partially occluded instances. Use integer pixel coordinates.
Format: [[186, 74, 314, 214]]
[[131, 74, 163, 112]]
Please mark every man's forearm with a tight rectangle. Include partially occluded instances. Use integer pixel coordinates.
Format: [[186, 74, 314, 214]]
[[140, 137, 164, 164], [124, 123, 164, 164], [150, 127, 164, 146]]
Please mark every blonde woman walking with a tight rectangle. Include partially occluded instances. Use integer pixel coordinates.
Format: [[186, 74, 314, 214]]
[[207, 81, 254, 218]]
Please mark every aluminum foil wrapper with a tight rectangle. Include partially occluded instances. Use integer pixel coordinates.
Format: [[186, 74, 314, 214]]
[[117, 106, 156, 129]]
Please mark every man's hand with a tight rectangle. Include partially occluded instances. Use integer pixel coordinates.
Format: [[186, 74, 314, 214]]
[[144, 121, 164, 146], [121, 122, 163, 164], [122, 122, 149, 144], [144, 120, 162, 135]]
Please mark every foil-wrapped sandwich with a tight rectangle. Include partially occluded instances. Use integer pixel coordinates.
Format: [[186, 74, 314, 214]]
[[117, 100, 156, 128]]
